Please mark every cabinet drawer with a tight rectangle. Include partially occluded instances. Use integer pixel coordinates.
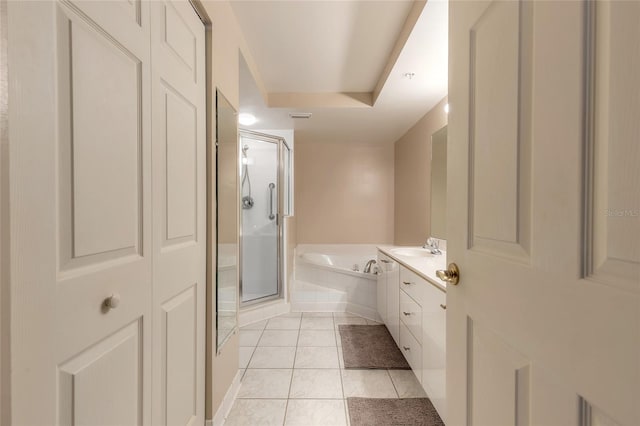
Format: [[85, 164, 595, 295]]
[[399, 290, 422, 344], [399, 266, 426, 304], [399, 323, 422, 383]]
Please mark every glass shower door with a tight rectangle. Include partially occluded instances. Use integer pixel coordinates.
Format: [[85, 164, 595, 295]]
[[240, 132, 280, 304]]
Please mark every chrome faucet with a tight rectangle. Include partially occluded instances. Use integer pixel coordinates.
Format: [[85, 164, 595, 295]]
[[363, 259, 377, 274], [423, 238, 442, 255]]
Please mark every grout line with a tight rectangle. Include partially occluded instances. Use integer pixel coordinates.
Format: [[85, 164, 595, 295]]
[[334, 315, 350, 425], [387, 369, 400, 398], [282, 321, 302, 425]]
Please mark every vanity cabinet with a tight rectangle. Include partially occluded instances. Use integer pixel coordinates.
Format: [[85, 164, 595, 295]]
[[398, 263, 447, 423], [377, 251, 400, 345]]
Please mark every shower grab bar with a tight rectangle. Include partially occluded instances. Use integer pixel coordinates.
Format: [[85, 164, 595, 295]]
[[268, 183, 276, 220]]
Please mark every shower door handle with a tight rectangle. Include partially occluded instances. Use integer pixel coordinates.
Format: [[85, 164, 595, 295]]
[[268, 183, 276, 220]]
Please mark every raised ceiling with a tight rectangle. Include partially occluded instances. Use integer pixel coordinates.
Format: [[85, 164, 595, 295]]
[[232, 0, 448, 145]]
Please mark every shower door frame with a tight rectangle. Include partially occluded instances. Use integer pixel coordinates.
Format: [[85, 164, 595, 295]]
[[238, 130, 284, 307]]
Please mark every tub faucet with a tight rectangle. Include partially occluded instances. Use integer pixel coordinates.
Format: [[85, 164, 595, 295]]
[[423, 238, 442, 255], [363, 259, 377, 274]]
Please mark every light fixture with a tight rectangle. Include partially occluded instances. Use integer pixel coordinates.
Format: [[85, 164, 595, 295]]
[[403, 72, 415, 80], [289, 112, 312, 119], [444, 103, 450, 114], [238, 113, 257, 126]]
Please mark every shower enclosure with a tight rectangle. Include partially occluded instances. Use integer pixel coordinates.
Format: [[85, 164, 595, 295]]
[[239, 130, 285, 305]]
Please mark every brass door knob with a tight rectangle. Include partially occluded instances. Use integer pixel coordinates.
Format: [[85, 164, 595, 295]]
[[436, 263, 460, 285]]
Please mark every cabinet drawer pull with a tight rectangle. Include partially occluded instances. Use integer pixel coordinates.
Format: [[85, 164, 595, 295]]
[[402, 311, 411, 316], [402, 281, 412, 285], [440, 304, 446, 310], [403, 346, 410, 351], [380, 259, 391, 264]]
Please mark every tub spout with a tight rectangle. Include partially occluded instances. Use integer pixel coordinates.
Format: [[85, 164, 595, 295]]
[[363, 259, 377, 274]]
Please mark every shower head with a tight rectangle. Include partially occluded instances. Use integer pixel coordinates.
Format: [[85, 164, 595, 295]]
[[242, 144, 249, 153]]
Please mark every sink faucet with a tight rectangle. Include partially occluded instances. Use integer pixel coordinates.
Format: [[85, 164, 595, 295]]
[[363, 259, 377, 274], [423, 237, 442, 255]]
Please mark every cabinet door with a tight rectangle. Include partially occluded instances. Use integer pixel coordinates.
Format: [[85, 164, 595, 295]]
[[421, 282, 446, 421], [386, 260, 400, 345], [376, 251, 388, 323]]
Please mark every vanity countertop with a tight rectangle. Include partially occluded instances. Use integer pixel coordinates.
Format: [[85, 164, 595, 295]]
[[377, 246, 447, 292]]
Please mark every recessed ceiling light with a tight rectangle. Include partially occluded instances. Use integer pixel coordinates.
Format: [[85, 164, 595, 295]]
[[289, 112, 312, 119], [444, 103, 450, 114], [238, 113, 257, 126]]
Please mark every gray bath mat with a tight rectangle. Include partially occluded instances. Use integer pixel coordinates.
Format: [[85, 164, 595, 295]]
[[347, 397, 445, 426], [338, 325, 410, 369]]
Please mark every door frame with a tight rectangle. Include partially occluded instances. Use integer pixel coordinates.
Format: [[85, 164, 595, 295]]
[[238, 129, 285, 307], [0, 0, 10, 423]]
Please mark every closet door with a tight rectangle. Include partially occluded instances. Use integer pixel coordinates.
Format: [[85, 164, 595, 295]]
[[150, 1, 206, 425], [8, 1, 153, 424]]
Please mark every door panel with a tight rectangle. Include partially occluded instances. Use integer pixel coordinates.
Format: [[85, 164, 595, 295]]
[[589, 0, 640, 293], [151, 1, 206, 425], [163, 84, 197, 244], [57, 4, 144, 270], [448, 1, 639, 425], [9, 1, 153, 424], [58, 321, 143, 426], [162, 286, 197, 426], [468, 0, 532, 262]]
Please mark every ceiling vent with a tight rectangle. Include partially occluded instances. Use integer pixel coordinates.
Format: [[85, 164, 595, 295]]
[[289, 112, 312, 119]]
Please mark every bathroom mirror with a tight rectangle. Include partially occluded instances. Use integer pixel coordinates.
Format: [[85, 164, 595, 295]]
[[430, 126, 447, 239], [216, 89, 238, 351]]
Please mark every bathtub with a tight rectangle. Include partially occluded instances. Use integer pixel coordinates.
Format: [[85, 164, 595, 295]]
[[292, 245, 380, 320]]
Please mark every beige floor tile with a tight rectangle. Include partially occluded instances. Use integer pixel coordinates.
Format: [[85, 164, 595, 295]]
[[388, 369, 427, 398], [239, 329, 263, 347], [225, 399, 287, 426], [239, 346, 255, 369], [258, 329, 299, 347], [289, 369, 343, 399], [249, 347, 296, 369], [294, 346, 339, 369], [237, 369, 292, 399], [285, 399, 347, 426], [278, 312, 303, 318], [266, 316, 301, 330], [298, 329, 337, 347], [341, 369, 398, 398], [301, 317, 335, 330], [241, 320, 268, 330]]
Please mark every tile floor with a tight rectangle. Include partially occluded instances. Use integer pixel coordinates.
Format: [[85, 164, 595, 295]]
[[225, 312, 427, 426]]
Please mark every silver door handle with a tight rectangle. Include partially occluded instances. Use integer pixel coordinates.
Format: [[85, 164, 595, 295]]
[[268, 183, 275, 220]]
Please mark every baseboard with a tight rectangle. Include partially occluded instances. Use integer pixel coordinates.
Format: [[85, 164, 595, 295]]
[[208, 369, 242, 426], [238, 299, 291, 327], [290, 301, 347, 313], [345, 302, 381, 322]]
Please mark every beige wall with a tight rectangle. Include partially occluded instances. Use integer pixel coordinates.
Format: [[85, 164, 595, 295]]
[[295, 141, 394, 244], [394, 96, 448, 246], [198, 0, 265, 419]]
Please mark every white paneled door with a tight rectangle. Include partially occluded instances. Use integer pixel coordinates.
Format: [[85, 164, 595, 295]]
[[151, 1, 206, 425], [8, 1, 206, 425], [448, 1, 639, 426]]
